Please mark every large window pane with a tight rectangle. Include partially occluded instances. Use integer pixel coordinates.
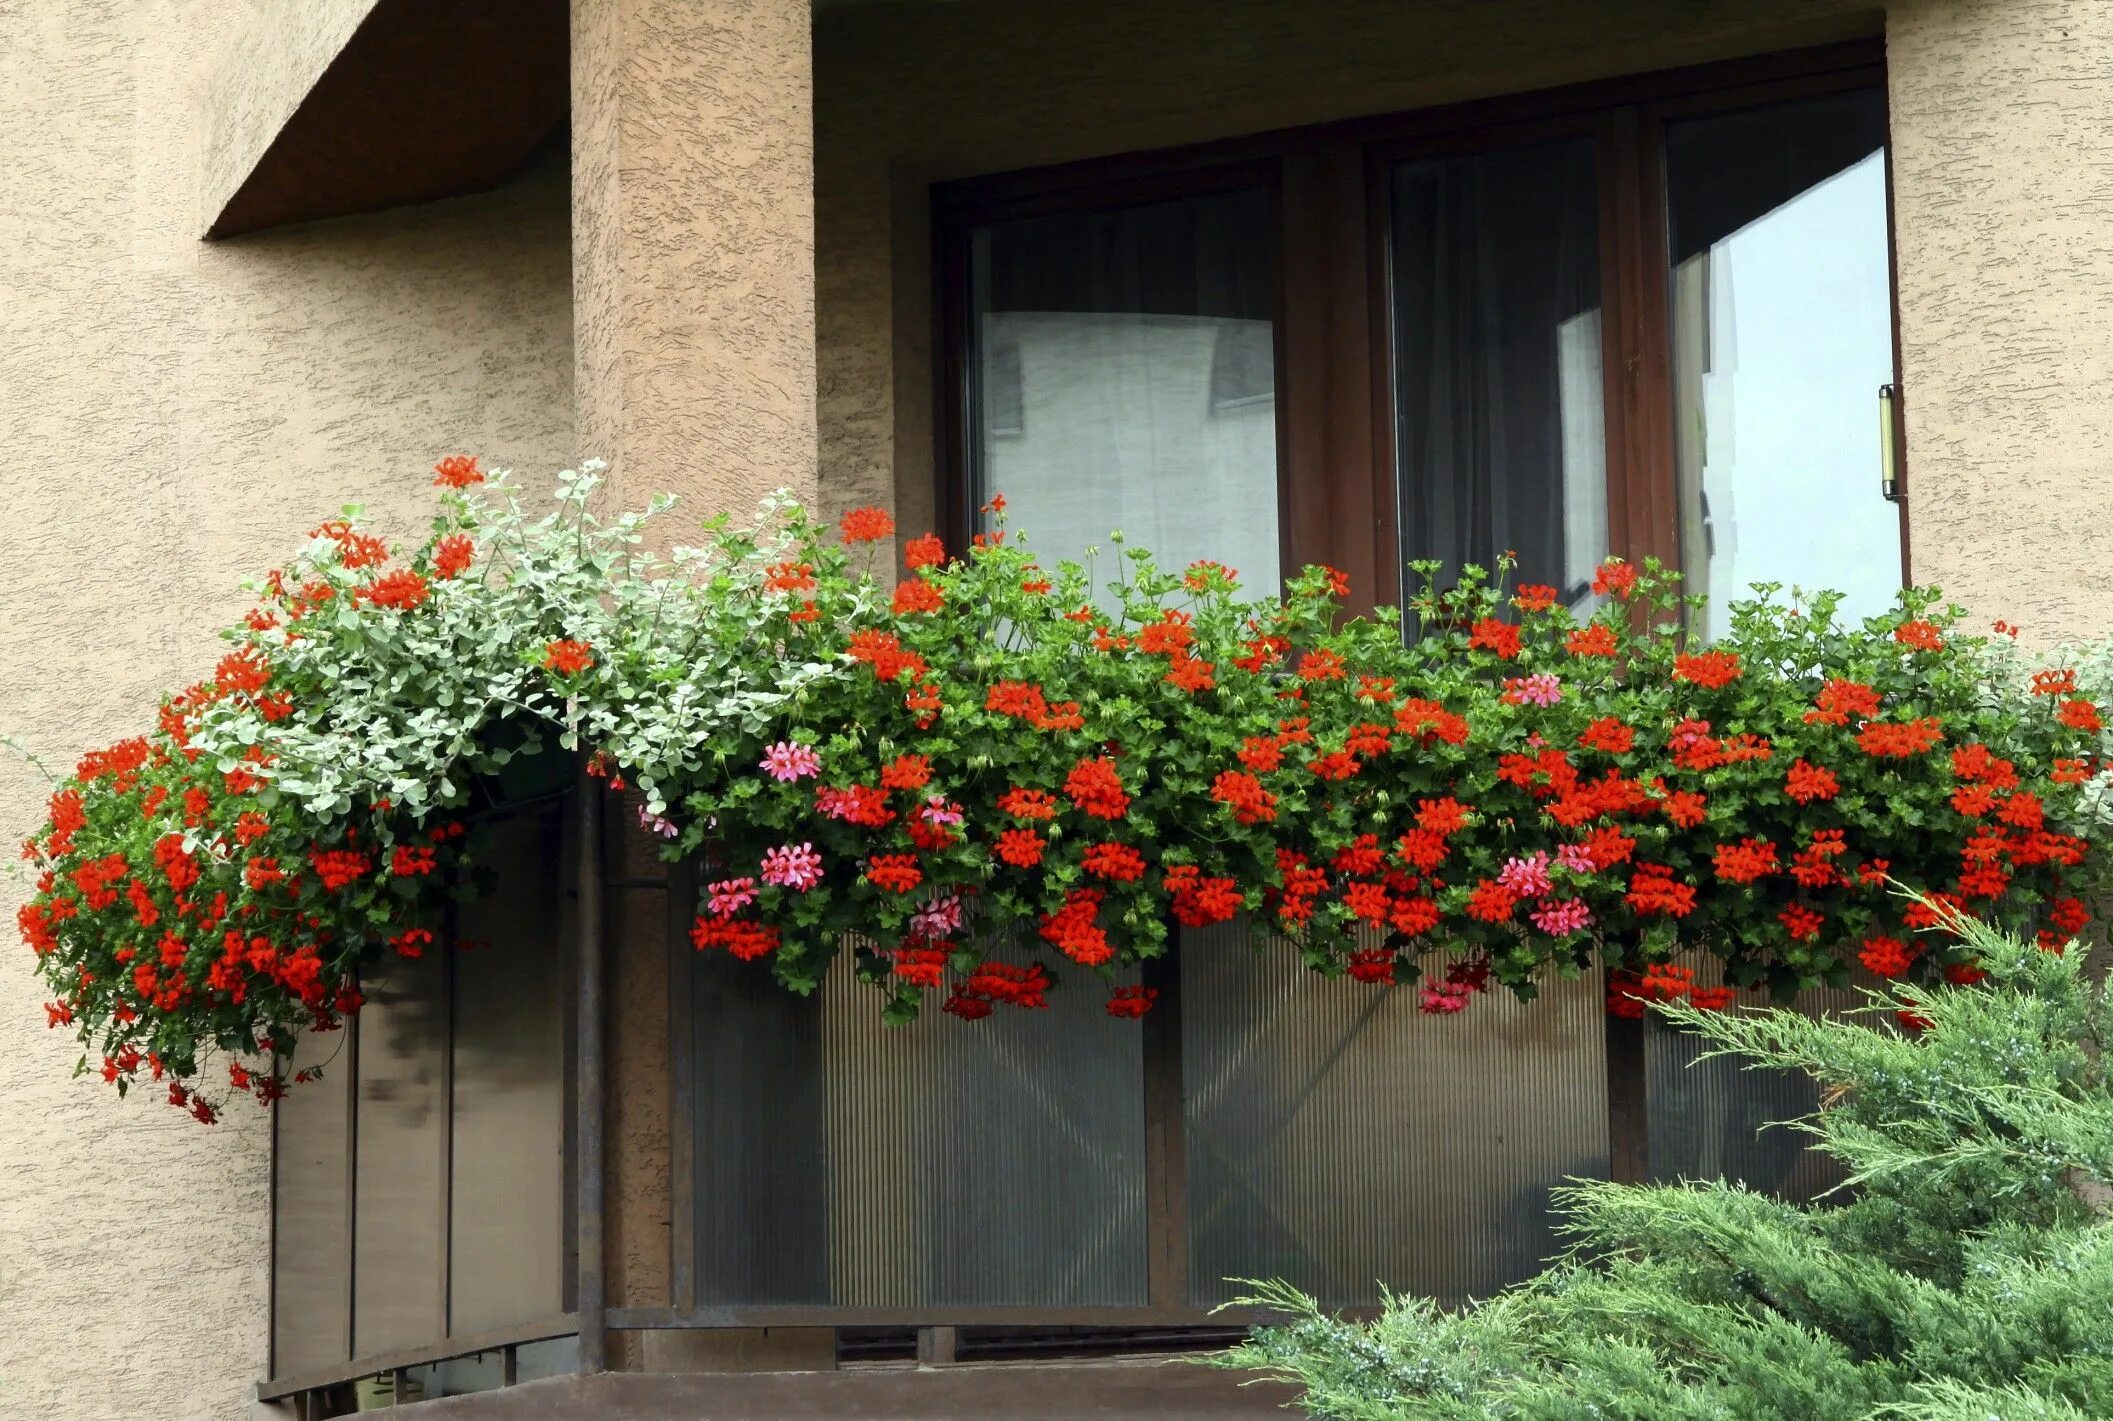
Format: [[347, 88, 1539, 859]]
[[1390, 140, 1607, 605], [1666, 89, 1899, 638], [969, 189, 1280, 592]]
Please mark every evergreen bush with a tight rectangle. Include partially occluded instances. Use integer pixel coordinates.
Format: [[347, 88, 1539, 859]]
[[1223, 919, 2113, 1419]]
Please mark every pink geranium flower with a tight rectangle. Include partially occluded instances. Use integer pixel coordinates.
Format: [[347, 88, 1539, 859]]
[[1497, 851, 1553, 899], [1530, 898, 1593, 936], [910, 893, 963, 939], [1501, 673, 1563, 707], [759, 741, 821, 782], [760, 842, 823, 891], [706, 877, 757, 917]]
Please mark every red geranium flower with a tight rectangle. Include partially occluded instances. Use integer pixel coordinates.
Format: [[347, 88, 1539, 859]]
[[1065, 757, 1131, 819], [364, 569, 430, 612], [994, 829, 1046, 867], [1713, 838, 1779, 884], [840, 506, 896, 544], [903, 533, 946, 569], [892, 579, 943, 615], [1210, 770, 1277, 824], [2058, 698, 2104, 732], [1578, 718, 1634, 755], [1464, 880, 1516, 923], [1592, 561, 1638, 598], [1105, 985, 1160, 1018], [880, 754, 932, 791], [1859, 935, 1914, 978], [1469, 619, 1521, 660], [1081, 842, 1147, 882], [1784, 759, 1839, 804], [1858, 717, 1945, 758], [1673, 651, 1742, 690], [433, 455, 484, 488], [433, 534, 474, 579], [865, 854, 923, 894]]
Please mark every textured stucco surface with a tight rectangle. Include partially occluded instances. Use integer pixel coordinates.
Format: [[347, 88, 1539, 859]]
[[573, 0, 818, 522], [0, 4, 573, 1418], [1887, 0, 2113, 642], [198, 0, 382, 232]]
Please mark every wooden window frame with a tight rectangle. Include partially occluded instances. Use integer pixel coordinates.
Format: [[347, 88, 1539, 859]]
[[931, 38, 1904, 615]]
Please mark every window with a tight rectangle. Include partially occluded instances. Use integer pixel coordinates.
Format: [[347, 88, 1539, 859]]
[[1388, 138, 1608, 608], [958, 184, 1284, 598], [1663, 87, 1899, 637], [929, 44, 1901, 1311], [937, 42, 1906, 621]]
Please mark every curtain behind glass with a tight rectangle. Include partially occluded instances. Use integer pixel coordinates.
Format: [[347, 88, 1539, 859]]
[[1390, 141, 1606, 608], [970, 189, 1281, 598]]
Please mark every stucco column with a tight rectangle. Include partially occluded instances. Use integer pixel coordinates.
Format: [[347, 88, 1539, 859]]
[[571, 0, 818, 520]]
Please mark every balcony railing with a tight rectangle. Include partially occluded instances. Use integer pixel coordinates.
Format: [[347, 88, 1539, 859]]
[[261, 762, 1849, 1415]]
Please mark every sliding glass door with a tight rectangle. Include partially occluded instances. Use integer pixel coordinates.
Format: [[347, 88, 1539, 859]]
[[1664, 87, 1901, 637]]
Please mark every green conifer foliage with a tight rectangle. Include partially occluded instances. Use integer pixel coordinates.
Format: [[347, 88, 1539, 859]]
[[1223, 920, 2113, 1420]]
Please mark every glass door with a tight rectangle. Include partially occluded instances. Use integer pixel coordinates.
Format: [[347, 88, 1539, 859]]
[[1662, 87, 1902, 637]]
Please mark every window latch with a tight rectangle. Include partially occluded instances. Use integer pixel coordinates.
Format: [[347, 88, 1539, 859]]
[[1879, 383, 1904, 503]]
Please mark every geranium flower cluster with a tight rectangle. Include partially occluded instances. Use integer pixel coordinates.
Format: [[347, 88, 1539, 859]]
[[17, 461, 2108, 1120]]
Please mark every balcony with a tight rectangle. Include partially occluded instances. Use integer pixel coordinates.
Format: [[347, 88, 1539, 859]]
[[259, 756, 1848, 1415]]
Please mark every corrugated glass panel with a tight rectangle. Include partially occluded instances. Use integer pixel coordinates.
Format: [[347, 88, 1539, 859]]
[[271, 1025, 352, 1375], [1182, 921, 1608, 1308], [1647, 958, 1862, 1199], [450, 803, 568, 1333], [694, 943, 1149, 1307], [352, 941, 447, 1354]]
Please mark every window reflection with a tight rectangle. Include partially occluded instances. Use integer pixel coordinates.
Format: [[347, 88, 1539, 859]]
[[969, 190, 1282, 599], [1666, 89, 1900, 638]]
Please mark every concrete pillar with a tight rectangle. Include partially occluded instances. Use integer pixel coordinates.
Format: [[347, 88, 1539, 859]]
[[571, 0, 818, 520]]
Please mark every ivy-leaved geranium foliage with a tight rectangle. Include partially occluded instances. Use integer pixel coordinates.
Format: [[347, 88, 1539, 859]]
[[1221, 918, 2113, 1420], [13, 458, 2109, 1120]]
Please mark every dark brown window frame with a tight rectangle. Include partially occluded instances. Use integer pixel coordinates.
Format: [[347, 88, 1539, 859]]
[[932, 38, 1907, 617]]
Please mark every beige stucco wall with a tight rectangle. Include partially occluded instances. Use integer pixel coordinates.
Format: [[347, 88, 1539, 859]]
[[0, 3, 573, 1419], [1886, 0, 2113, 641], [572, 0, 817, 519], [815, 0, 2113, 644]]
